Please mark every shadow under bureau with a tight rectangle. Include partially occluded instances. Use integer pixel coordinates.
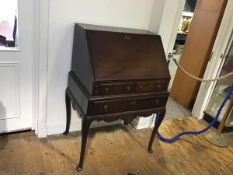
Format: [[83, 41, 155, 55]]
[[64, 23, 170, 171]]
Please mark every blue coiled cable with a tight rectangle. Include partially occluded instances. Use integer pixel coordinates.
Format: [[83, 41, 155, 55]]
[[156, 84, 233, 143]]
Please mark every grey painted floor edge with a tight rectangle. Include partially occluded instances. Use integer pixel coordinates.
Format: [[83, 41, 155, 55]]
[[165, 97, 191, 119]]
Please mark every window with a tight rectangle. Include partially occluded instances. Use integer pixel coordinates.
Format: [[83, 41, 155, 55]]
[[0, 0, 18, 47]]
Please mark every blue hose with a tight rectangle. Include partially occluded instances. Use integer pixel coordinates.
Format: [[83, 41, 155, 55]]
[[156, 84, 233, 143]]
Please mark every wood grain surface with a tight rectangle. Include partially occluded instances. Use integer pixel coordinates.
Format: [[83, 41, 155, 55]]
[[0, 117, 233, 175]]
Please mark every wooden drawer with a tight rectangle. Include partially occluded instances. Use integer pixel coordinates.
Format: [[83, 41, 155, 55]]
[[135, 80, 168, 93], [93, 79, 169, 95], [94, 82, 135, 95], [89, 93, 168, 115]]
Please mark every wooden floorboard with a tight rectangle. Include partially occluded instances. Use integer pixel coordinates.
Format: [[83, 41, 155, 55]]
[[0, 117, 233, 175]]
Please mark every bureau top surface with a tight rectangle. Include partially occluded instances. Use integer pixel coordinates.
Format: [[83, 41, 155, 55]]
[[75, 23, 170, 81], [78, 23, 153, 35]]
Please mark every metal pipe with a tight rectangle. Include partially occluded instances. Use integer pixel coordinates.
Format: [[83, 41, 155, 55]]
[[217, 97, 233, 135]]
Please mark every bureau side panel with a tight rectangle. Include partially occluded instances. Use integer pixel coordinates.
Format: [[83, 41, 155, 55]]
[[71, 24, 95, 94], [68, 75, 89, 114]]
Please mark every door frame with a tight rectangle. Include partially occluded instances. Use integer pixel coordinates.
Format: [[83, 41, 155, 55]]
[[159, 0, 233, 118], [192, 0, 233, 118], [34, 0, 50, 137]]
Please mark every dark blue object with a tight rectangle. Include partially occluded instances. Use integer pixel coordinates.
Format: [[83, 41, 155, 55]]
[[156, 84, 233, 143]]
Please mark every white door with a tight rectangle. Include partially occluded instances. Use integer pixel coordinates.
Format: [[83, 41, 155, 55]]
[[0, 0, 35, 133]]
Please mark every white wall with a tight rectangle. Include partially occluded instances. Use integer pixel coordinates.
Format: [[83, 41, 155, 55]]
[[148, 0, 166, 33], [46, 0, 165, 135], [158, 0, 185, 55]]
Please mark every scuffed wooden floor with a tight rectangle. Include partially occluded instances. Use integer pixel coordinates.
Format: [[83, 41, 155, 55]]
[[0, 117, 233, 175]]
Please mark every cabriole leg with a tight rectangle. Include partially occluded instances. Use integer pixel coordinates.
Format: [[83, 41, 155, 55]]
[[64, 88, 71, 135], [148, 112, 165, 153], [76, 118, 92, 171]]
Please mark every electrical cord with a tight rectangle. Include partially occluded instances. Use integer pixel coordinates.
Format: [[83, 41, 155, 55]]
[[156, 84, 233, 143]]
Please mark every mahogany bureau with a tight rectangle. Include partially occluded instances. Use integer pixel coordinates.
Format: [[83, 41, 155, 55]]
[[64, 23, 170, 171]]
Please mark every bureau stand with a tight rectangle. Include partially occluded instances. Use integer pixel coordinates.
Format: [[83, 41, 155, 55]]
[[64, 23, 170, 171], [64, 86, 166, 171]]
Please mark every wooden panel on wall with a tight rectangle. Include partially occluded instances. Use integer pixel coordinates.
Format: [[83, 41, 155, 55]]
[[170, 0, 227, 108]]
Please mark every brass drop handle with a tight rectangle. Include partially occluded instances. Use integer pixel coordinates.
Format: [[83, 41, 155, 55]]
[[130, 101, 137, 106], [126, 86, 131, 91], [105, 87, 109, 92], [155, 99, 159, 104], [104, 105, 108, 111], [124, 35, 131, 40]]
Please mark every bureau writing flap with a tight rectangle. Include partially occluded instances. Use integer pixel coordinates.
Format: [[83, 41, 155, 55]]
[[71, 23, 170, 94]]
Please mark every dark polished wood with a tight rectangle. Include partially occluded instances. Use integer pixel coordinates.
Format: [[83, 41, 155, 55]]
[[63, 89, 71, 135], [77, 118, 92, 171], [148, 111, 165, 153], [65, 23, 170, 171]]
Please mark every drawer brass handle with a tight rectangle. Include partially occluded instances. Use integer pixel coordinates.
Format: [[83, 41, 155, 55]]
[[104, 105, 108, 110], [126, 86, 131, 91], [158, 84, 161, 89], [104, 87, 109, 92], [124, 35, 131, 40], [155, 99, 159, 104], [130, 101, 137, 106]]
